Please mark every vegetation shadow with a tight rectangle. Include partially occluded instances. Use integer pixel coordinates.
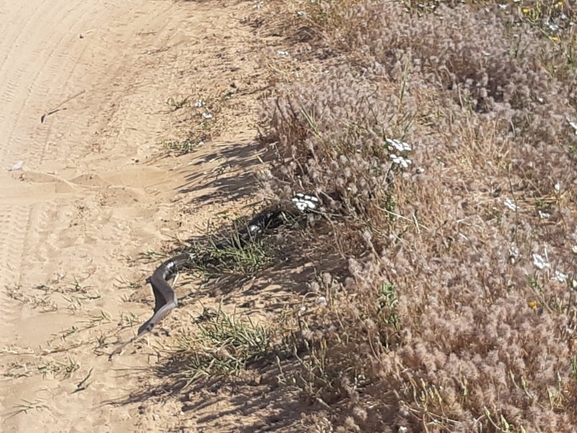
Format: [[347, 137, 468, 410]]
[[176, 139, 274, 207]]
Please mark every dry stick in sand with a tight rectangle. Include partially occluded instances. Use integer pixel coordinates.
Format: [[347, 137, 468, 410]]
[[40, 90, 86, 123]]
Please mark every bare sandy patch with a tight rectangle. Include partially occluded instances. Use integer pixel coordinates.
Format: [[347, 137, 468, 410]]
[[0, 1, 301, 431]]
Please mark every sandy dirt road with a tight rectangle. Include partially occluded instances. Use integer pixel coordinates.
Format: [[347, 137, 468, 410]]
[[0, 0, 279, 431]]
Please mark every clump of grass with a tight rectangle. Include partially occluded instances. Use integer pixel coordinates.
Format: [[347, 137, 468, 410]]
[[6, 356, 81, 381], [6, 285, 57, 313], [37, 357, 80, 379], [138, 249, 169, 262], [166, 309, 272, 385], [166, 96, 190, 112], [182, 209, 303, 280], [4, 362, 33, 379], [161, 136, 198, 154], [187, 235, 276, 280], [60, 282, 101, 313], [6, 280, 102, 314], [163, 90, 232, 155]]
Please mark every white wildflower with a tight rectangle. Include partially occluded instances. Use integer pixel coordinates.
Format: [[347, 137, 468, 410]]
[[552, 270, 568, 283], [386, 138, 412, 152], [533, 252, 550, 270], [503, 198, 517, 211], [390, 154, 412, 169]]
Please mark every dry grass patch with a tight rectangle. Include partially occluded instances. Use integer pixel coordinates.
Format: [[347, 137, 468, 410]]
[[252, 0, 577, 431]]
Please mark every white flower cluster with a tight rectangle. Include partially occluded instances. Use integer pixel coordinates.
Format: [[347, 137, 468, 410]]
[[386, 138, 412, 169], [503, 198, 517, 211], [532, 248, 572, 285], [386, 138, 411, 152], [533, 252, 550, 270], [390, 154, 412, 168], [552, 270, 568, 283]]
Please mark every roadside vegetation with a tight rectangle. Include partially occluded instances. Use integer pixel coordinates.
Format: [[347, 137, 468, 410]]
[[247, 0, 577, 431], [126, 0, 577, 431]]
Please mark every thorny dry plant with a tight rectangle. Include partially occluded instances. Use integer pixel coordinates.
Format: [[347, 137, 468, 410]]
[[252, 0, 577, 431]]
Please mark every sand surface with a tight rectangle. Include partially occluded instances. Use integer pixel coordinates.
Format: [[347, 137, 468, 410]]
[[0, 1, 295, 431]]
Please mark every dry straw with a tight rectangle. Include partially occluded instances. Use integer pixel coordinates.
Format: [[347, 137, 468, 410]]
[[259, 0, 577, 430]]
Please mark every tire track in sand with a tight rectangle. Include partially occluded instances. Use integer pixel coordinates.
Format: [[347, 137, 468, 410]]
[[0, 0, 136, 334], [0, 205, 31, 326], [0, 1, 97, 355], [0, 1, 188, 431], [0, 0, 94, 169]]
